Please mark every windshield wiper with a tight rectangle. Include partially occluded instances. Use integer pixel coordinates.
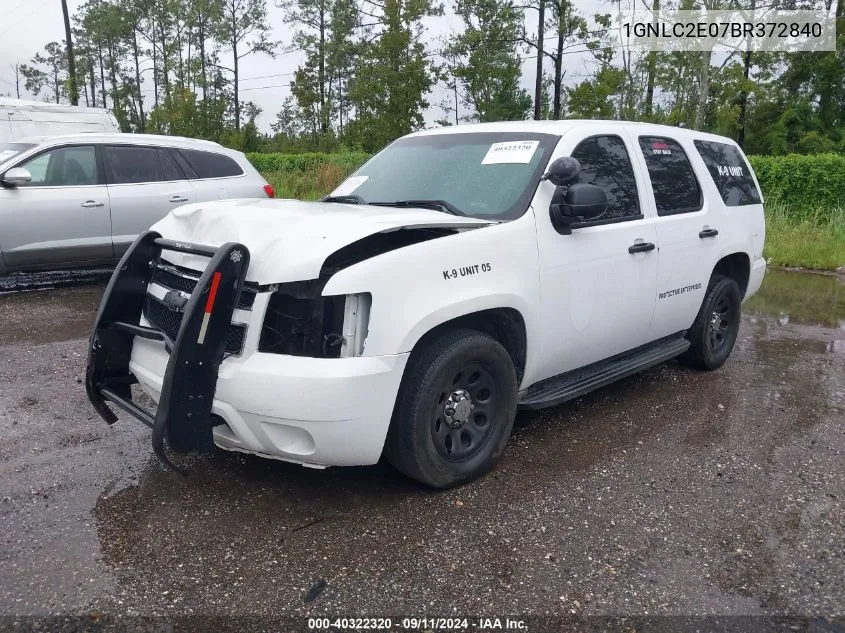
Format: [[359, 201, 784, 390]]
[[322, 194, 366, 204], [369, 199, 465, 216]]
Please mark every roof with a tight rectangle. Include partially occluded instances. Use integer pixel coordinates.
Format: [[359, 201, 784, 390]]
[[0, 97, 113, 116], [410, 119, 741, 147], [15, 132, 229, 151]]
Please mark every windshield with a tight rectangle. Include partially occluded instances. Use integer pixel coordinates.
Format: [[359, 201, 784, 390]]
[[0, 143, 36, 164], [331, 132, 559, 220]]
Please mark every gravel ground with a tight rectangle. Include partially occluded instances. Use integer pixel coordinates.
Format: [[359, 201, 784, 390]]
[[0, 270, 843, 632]]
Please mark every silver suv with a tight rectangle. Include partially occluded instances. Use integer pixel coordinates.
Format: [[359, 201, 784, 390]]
[[0, 133, 272, 274]]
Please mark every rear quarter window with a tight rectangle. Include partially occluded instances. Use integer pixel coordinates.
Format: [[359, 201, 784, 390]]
[[693, 140, 762, 206], [178, 149, 243, 178]]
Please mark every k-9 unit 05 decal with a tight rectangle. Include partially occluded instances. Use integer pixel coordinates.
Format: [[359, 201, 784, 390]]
[[442, 262, 492, 280]]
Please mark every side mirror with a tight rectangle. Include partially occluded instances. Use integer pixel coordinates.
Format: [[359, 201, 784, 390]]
[[542, 157, 581, 187], [550, 183, 608, 235], [2, 167, 32, 186]]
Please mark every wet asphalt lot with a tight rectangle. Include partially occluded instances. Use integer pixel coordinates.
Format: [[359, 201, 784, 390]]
[[0, 269, 843, 631]]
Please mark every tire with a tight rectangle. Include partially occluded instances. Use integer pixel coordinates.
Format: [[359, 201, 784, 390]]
[[386, 329, 518, 488], [679, 274, 741, 371]]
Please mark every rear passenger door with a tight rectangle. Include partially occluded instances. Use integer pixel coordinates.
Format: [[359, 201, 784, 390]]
[[630, 134, 720, 341], [175, 148, 246, 201], [103, 144, 195, 257]]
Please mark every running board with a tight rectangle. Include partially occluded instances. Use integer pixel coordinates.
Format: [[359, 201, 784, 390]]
[[518, 336, 690, 410]]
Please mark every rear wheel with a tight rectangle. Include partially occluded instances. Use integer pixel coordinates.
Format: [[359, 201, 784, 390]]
[[680, 275, 741, 371], [386, 329, 518, 488]]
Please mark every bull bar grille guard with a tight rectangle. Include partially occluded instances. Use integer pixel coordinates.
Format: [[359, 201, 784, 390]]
[[85, 230, 250, 471]]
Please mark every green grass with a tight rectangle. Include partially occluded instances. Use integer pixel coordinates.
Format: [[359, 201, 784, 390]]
[[257, 165, 845, 272], [262, 162, 354, 201], [763, 203, 845, 271], [254, 152, 367, 201]]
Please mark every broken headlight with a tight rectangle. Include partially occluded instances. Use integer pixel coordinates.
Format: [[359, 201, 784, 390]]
[[258, 282, 370, 358]]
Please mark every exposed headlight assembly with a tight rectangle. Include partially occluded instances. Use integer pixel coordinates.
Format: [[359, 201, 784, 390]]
[[339, 293, 371, 357], [258, 281, 370, 359]]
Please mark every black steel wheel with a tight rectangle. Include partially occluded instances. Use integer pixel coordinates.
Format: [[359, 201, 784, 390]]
[[680, 274, 741, 371], [707, 292, 735, 355], [431, 362, 498, 462], [386, 329, 518, 488]]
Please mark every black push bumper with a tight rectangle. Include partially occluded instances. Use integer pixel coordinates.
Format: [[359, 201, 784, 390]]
[[85, 230, 250, 469]]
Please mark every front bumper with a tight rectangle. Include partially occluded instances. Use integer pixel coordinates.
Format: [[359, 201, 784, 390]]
[[130, 338, 409, 467], [86, 230, 410, 470]]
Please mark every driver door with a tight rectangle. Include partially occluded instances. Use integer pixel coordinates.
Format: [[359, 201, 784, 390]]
[[0, 144, 112, 270], [533, 128, 659, 381]]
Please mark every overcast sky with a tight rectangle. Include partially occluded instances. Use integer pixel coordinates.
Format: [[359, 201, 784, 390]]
[[0, 0, 606, 132]]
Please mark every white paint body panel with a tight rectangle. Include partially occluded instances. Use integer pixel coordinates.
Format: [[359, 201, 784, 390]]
[[127, 120, 766, 469]]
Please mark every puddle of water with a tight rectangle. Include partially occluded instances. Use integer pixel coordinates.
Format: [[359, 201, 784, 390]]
[[0, 284, 105, 345], [744, 268, 845, 329]]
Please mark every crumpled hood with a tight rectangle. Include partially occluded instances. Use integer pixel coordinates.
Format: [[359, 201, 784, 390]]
[[151, 198, 494, 284]]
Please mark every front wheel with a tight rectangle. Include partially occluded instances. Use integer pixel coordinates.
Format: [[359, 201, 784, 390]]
[[680, 275, 741, 371], [386, 329, 518, 488]]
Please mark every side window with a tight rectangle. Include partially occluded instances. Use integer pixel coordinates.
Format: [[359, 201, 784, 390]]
[[638, 137, 702, 215], [569, 135, 640, 222], [693, 140, 761, 206], [19, 153, 51, 185], [157, 148, 183, 181], [104, 145, 184, 184], [169, 149, 198, 179], [179, 149, 244, 178], [19, 146, 98, 187]]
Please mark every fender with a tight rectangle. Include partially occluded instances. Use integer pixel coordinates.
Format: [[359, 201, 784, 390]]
[[322, 211, 545, 387]]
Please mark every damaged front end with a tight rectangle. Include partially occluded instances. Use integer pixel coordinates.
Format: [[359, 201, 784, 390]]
[[258, 226, 457, 359], [85, 220, 484, 470]]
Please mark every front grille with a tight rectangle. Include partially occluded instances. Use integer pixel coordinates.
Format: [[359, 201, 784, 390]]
[[145, 260, 249, 356], [143, 295, 246, 355], [144, 295, 183, 342], [152, 264, 256, 310]]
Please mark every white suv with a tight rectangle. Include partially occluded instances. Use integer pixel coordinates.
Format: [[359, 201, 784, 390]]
[[0, 133, 272, 274], [86, 120, 766, 488]]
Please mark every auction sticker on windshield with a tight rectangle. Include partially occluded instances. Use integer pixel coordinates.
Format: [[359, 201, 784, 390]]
[[481, 140, 539, 165], [332, 175, 369, 196]]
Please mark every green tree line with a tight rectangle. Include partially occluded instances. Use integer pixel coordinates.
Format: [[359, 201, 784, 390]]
[[7, 0, 844, 155]]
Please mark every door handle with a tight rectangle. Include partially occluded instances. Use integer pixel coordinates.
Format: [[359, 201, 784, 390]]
[[169, 195, 189, 203], [628, 241, 656, 254], [699, 228, 719, 238], [80, 200, 104, 208]]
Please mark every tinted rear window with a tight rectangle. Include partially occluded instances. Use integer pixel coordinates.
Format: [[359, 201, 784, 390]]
[[638, 136, 703, 215], [179, 149, 243, 178], [693, 140, 762, 206], [104, 145, 184, 184]]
